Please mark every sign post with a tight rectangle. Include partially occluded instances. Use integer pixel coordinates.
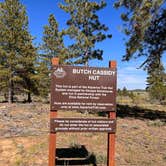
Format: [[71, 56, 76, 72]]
[[49, 58, 59, 166], [108, 61, 117, 166], [49, 58, 117, 166]]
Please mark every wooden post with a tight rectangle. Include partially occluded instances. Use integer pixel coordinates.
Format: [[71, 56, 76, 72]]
[[49, 57, 59, 166], [107, 61, 117, 166]]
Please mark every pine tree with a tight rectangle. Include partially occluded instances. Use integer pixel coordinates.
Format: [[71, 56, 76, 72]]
[[114, 0, 165, 70], [144, 10, 166, 102], [59, 0, 111, 65], [114, 0, 166, 102], [42, 14, 67, 66], [122, 87, 128, 96], [16, 46, 38, 103], [147, 63, 166, 102], [35, 61, 50, 98], [0, 0, 37, 103], [40, 14, 68, 98]]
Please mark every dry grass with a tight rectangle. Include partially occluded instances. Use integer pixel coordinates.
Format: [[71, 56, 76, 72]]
[[0, 102, 166, 166]]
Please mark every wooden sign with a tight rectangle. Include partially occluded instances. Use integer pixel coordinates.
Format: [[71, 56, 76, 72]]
[[50, 118, 116, 133], [49, 58, 117, 166], [51, 65, 116, 112]]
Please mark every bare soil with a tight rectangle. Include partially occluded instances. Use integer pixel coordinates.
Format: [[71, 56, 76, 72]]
[[0, 103, 166, 166]]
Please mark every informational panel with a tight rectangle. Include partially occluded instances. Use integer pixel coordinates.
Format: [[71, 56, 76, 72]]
[[50, 118, 116, 133], [51, 65, 117, 112]]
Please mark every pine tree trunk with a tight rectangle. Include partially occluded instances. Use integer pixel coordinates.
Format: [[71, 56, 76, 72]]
[[8, 78, 14, 104], [8, 86, 12, 104], [4, 93, 7, 102], [27, 92, 32, 103]]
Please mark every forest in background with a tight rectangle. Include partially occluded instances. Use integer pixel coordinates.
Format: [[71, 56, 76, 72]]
[[0, 1, 166, 166], [0, 0, 166, 104]]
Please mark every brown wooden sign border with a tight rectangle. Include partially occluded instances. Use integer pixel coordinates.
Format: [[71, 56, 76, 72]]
[[49, 58, 117, 166]]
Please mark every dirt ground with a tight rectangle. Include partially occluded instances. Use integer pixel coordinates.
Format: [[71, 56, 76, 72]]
[[0, 103, 166, 166]]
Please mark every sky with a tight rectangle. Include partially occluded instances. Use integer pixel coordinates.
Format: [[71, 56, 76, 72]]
[[1, 0, 148, 90]]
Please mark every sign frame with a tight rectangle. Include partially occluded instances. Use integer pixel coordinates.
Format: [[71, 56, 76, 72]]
[[48, 58, 117, 166], [51, 65, 117, 112]]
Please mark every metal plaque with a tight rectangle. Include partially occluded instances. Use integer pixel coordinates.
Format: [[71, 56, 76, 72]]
[[51, 65, 117, 112], [50, 118, 116, 133]]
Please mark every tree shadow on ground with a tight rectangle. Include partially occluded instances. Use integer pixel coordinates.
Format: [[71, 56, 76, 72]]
[[117, 104, 166, 122], [98, 104, 166, 122], [56, 145, 97, 166]]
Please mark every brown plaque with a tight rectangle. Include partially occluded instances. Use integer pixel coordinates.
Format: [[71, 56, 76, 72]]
[[51, 65, 117, 112], [50, 118, 116, 133]]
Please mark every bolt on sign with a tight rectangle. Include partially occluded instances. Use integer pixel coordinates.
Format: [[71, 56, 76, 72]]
[[51, 65, 117, 112]]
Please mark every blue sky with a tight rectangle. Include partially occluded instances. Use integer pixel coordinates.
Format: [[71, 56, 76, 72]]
[[1, 0, 149, 90]]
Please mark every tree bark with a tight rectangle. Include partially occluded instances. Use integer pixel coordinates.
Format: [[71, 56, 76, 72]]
[[27, 92, 32, 103], [8, 86, 12, 104], [8, 78, 14, 104], [4, 93, 8, 102]]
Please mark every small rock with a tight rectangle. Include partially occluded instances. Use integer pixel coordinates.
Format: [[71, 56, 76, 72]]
[[4, 133, 11, 138], [115, 153, 120, 159], [121, 124, 128, 128], [0, 106, 7, 109], [27, 114, 33, 118]]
